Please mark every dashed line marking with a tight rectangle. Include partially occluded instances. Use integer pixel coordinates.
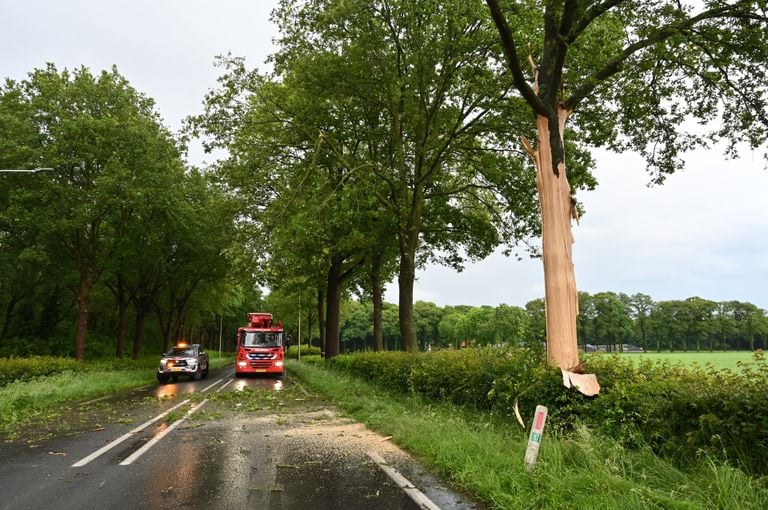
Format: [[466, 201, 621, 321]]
[[201, 377, 227, 393], [217, 378, 234, 392], [71, 399, 191, 467], [119, 399, 208, 466]]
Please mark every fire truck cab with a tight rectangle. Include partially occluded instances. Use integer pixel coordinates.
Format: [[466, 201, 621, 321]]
[[235, 312, 285, 377]]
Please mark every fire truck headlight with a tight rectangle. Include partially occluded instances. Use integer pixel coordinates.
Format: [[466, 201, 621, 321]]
[[238, 361, 247, 368], [275, 361, 284, 367]]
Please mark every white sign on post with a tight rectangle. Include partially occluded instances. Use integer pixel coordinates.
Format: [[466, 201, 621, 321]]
[[524, 405, 548, 470]]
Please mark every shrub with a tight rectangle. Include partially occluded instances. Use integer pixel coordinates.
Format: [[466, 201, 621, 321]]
[[285, 345, 321, 359], [322, 348, 768, 475], [0, 357, 82, 386]]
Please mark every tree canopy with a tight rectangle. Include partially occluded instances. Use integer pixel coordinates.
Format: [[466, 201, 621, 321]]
[[485, 0, 768, 369]]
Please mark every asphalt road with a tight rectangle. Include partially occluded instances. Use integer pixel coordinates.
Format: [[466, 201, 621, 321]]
[[0, 366, 481, 509]]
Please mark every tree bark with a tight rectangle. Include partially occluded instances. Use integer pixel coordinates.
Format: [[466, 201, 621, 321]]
[[371, 253, 384, 352], [113, 272, 128, 359], [398, 249, 418, 351], [325, 255, 344, 358], [317, 288, 325, 355], [1, 294, 19, 339], [533, 110, 580, 370], [74, 275, 92, 361], [132, 305, 152, 359]]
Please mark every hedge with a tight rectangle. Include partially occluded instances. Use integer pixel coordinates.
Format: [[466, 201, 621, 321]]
[[319, 348, 768, 475]]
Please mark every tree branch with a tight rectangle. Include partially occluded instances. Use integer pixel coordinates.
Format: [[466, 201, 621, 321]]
[[485, 0, 549, 117], [563, 1, 758, 110], [565, 0, 627, 43]]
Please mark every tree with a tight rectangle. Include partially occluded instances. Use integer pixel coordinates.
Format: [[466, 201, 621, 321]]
[[189, 56, 387, 359], [714, 300, 739, 351], [678, 296, 717, 352], [592, 291, 633, 352], [413, 301, 444, 350], [732, 301, 763, 350], [2, 65, 182, 360], [491, 303, 529, 346], [628, 293, 655, 352], [272, 0, 547, 353], [486, 0, 768, 369]]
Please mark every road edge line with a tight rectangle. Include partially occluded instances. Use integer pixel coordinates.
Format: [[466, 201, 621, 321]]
[[366, 451, 441, 510]]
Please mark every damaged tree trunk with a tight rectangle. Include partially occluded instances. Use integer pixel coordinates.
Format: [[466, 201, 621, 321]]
[[526, 108, 580, 371]]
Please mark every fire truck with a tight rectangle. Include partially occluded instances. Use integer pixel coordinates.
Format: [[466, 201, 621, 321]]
[[235, 312, 285, 377]]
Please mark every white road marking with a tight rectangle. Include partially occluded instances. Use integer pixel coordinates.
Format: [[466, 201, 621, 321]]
[[71, 399, 191, 467], [217, 378, 234, 392], [119, 399, 208, 466], [80, 396, 110, 406], [366, 451, 441, 510], [201, 378, 226, 393]]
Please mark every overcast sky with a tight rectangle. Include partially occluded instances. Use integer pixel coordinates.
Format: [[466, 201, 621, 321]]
[[3, 0, 767, 310]]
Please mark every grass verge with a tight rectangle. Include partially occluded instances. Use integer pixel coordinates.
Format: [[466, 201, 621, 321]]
[[0, 354, 233, 438], [287, 360, 768, 510]]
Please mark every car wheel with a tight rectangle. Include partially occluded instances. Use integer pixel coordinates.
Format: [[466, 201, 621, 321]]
[[192, 366, 202, 381], [171, 375, 179, 382], [157, 374, 170, 384], [202, 365, 209, 378]]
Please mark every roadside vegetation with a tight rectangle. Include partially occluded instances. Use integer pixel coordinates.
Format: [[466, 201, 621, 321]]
[[0, 354, 232, 438], [288, 355, 768, 509]]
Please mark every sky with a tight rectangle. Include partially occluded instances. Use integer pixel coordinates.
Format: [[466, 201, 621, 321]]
[[3, 0, 767, 310]]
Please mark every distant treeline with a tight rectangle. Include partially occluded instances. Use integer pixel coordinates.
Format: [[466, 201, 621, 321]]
[[335, 293, 768, 353]]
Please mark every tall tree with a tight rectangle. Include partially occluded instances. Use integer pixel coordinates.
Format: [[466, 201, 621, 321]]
[[628, 293, 655, 352], [486, 0, 768, 369], [3, 65, 182, 360], [272, 0, 551, 352]]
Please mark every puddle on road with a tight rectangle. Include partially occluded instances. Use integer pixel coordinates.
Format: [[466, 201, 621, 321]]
[[247, 452, 419, 509]]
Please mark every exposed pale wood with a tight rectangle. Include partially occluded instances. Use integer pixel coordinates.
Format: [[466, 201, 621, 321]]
[[533, 109, 581, 371]]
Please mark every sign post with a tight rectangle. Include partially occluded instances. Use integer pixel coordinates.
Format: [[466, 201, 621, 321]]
[[524, 405, 548, 470]]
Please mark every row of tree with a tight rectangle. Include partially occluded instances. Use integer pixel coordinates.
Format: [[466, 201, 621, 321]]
[[3, 1, 767, 362], [0, 65, 250, 359], [191, 0, 768, 366], [265, 290, 768, 355]]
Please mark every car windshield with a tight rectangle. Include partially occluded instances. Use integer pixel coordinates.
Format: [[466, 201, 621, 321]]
[[243, 331, 282, 347], [170, 347, 196, 357]]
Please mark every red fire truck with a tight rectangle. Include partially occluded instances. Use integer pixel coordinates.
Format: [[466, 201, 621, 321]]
[[235, 312, 285, 377]]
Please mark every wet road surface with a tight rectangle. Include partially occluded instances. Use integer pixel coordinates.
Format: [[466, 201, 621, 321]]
[[0, 366, 482, 509]]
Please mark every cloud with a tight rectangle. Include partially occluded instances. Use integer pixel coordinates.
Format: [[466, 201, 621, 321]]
[[5, 0, 766, 310]]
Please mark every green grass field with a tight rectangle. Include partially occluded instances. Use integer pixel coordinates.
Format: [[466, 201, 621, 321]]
[[606, 351, 758, 371]]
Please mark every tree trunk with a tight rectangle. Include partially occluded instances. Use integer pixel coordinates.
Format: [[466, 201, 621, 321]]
[[116, 302, 127, 359], [317, 288, 325, 355], [398, 245, 418, 351], [533, 111, 580, 370], [132, 305, 151, 359], [1, 294, 19, 339], [325, 256, 344, 358], [74, 276, 92, 361], [371, 253, 384, 352]]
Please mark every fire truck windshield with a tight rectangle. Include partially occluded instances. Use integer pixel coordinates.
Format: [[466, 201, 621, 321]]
[[243, 331, 282, 347]]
